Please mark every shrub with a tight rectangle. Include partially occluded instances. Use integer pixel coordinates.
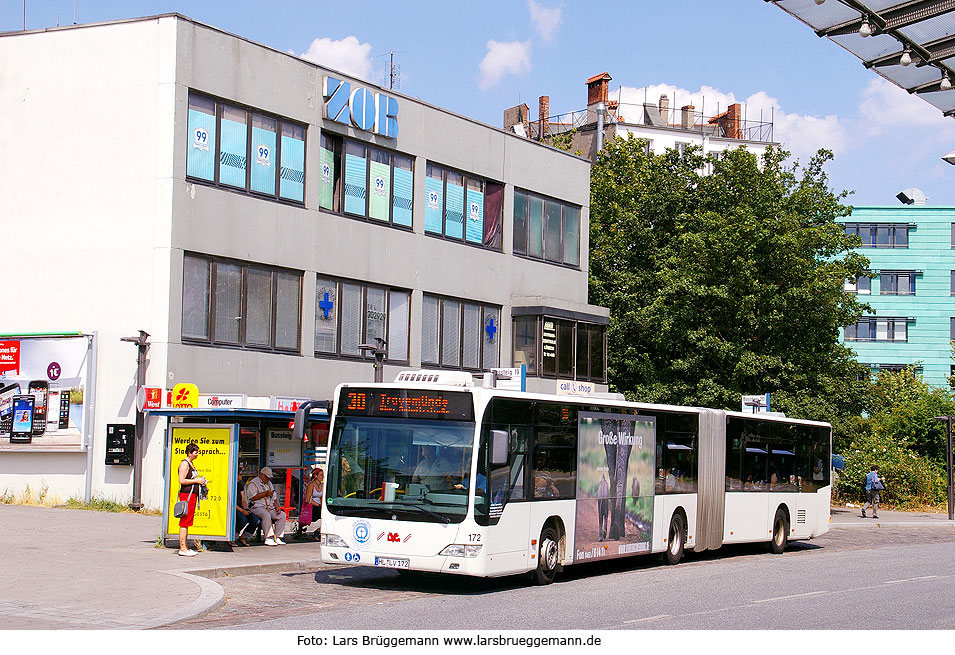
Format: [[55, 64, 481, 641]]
[[836, 431, 945, 508]]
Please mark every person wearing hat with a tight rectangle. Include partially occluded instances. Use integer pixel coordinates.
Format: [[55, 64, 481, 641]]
[[245, 466, 287, 546]]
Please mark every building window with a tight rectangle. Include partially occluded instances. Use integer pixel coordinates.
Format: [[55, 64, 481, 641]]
[[950, 271, 955, 295], [513, 190, 580, 266], [844, 274, 871, 295], [879, 271, 916, 295], [317, 133, 413, 228], [186, 92, 305, 204], [421, 294, 500, 370], [844, 317, 908, 342], [182, 254, 302, 352], [314, 276, 410, 363], [843, 223, 909, 248], [875, 364, 922, 375], [424, 163, 503, 249], [512, 315, 606, 382]]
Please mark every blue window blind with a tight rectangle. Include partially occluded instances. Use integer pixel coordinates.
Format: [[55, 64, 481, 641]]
[[280, 123, 305, 202], [219, 106, 248, 188], [392, 156, 413, 227], [368, 150, 391, 222], [344, 142, 367, 216], [445, 175, 464, 239], [425, 172, 444, 234], [465, 186, 484, 244], [251, 115, 276, 195], [187, 96, 216, 181]]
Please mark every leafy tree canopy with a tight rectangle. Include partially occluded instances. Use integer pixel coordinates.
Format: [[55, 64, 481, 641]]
[[589, 135, 870, 422]]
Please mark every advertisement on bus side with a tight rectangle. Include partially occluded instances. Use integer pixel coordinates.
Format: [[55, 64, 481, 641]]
[[574, 411, 656, 563]]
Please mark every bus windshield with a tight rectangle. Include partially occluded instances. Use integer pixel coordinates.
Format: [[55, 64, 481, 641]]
[[326, 415, 477, 523]]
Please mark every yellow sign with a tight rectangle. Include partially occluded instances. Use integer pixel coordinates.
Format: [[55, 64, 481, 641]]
[[165, 424, 235, 540], [171, 382, 199, 408]]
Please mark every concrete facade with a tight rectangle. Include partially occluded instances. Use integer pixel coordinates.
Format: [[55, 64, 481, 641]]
[[0, 15, 606, 508]]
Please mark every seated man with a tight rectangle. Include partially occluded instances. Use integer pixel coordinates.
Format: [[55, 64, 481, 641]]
[[233, 476, 261, 546], [534, 474, 560, 498], [246, 467, 287, 546]]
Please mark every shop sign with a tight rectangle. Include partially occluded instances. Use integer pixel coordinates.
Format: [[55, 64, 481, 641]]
[[323, 76, 399, 138], [0, 341, 20, 376], [741, 393, 771, 413], [271, 396, 309, 412], [171, 383, 199, 408], [143, 387, 162, 410], [198, 393, 246, 409], [557, 380, 595, 396], [164, 424, 237, 542]]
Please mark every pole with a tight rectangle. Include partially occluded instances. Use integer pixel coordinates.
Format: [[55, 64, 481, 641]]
[[121, 330, 150, 511], [948, 415, 953, 521]]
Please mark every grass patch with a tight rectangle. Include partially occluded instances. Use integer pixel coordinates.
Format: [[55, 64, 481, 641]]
[[62, 495, 162, 515]]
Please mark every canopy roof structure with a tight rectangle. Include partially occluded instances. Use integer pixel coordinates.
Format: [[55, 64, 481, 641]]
[[768, 0, 955, 117]]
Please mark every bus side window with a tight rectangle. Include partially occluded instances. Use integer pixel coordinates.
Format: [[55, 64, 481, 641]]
[[509, 426, 529, 500]]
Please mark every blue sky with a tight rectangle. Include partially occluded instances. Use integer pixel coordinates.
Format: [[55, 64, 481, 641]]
[[6, 0, 955, 206]]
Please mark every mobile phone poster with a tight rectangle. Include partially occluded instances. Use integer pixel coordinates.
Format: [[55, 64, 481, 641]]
[[0, 335, 93, 450], [574, 411, 656, 563]]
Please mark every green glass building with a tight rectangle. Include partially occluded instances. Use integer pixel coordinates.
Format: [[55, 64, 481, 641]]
[[841, 200, 955, 388]]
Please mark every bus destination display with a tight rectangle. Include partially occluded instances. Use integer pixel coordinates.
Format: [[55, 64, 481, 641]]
[[339, 388, 473, 421]]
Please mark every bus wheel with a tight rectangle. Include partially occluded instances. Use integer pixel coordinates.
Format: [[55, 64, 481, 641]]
[[533, 526, 560, 585], [770, 508, 789, 554], [664, 513, 685, 565]]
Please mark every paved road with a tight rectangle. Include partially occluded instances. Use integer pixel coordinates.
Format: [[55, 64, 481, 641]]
[[171, 526, 955, 630]]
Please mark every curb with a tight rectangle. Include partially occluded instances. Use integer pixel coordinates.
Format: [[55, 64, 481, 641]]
[[830, 521, 955, 529], [184, 559, 330, 579], [147, 570, 226, 629]]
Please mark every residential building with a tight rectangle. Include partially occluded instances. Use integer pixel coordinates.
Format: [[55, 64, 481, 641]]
[[841, 191, 955, 387], [504, 72, 776, 162]]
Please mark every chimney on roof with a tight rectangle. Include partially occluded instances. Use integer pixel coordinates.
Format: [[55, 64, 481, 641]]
[[587, 72, 612, 107], [539, 96, 549, 137], [503, 103, 530, 137], [659, 95, 670, 125], [726, 103, 742, 139], [681, 104, 695, 130]]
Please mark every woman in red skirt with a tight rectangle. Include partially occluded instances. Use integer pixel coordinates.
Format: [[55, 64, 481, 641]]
[[177, 442, 207, 556]]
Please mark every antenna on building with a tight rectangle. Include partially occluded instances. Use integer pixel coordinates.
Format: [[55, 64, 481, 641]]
[[389, 50, 401, 90]]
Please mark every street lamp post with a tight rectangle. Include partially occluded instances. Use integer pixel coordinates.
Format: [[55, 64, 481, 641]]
[[933, 414, 954, 520], [357, 337, 387, 384], [120, 330, 150, 511]]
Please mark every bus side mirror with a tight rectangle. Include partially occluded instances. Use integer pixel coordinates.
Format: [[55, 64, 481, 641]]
[[490, 430, 508, 466]]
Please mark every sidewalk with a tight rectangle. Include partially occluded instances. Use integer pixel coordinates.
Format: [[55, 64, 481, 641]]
[[829, 504, 955, 528], [0, 504, 328, 629]]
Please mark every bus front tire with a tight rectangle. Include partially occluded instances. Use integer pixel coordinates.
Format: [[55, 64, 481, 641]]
[[664, 513, 685, 565], [770, 508, 789, 554], [533, 526, 560, 585]]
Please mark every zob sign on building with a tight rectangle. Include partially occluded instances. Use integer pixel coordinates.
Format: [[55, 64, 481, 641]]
[[323, 76, 399, 138]]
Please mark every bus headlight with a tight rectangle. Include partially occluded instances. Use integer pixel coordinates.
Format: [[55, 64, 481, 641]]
[[322, 533, 348, 547], [439, 544, 483, 558]]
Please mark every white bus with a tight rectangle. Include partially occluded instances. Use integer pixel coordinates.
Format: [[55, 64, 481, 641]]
[[319, 372, 831, 584]]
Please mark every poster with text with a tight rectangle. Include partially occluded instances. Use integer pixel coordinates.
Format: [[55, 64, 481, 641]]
[[164, 424, 236, 541], [0, 335, 92, 450], [574, 411, 655, 563]]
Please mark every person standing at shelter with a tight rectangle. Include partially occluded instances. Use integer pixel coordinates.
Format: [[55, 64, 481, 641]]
[[246, 467, 287, 546], [861, 465, 885, 519], [177, 442, 207, 557]]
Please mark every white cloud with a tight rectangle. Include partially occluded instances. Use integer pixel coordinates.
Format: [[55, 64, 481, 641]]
[[857, 77, 955, 136], [528, 0, 562, 42], [478, 40, 532, 90], [615, 83, 849, 165], [298, 35, 373, 81]]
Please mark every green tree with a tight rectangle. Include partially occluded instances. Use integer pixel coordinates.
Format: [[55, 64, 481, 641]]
[[589, 135, 870, 422]]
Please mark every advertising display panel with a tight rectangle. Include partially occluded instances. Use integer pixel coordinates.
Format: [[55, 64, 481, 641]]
[[574, 411, 655, 563], [0, 335, 93, 450], [164, 424, 237, 542]]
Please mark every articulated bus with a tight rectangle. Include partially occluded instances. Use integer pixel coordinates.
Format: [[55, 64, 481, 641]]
[[319, 372, 831, 584]]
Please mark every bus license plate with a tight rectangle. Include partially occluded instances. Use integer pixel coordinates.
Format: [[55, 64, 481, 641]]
[[375, 557, 410, 569]]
